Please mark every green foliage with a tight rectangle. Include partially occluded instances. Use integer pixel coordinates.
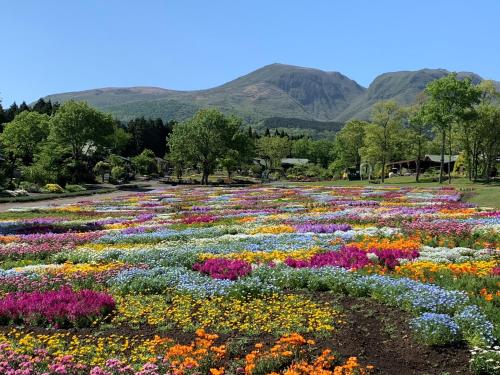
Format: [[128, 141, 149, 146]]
[[167, 109, 249, 184], [49, 101, 114, 182], [21, 161, 56, 186], [286, 163, 329, 180], [65, 184, 86, 193], [257, 136, 291, 170], [406, 101, 433, 181], [422, 73, 482, 183], [360, 101, 404, 181], [469, 347, 500, 375], [111, 166, 127, 182], [108, 123, 132, 154], [93, 161, 111, 182], [332, 119, 367, 172], [107, 154, 125, 168], [18, 181, 40, 193], [132, 149, 158, 175], [290, 138, 333, 168], [1, 111, 50, 164]]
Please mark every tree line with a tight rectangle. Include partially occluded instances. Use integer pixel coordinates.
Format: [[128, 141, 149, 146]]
[[333, 74, 499, 183], [0, 72, 498, 189], [0, 99, 178, 188]]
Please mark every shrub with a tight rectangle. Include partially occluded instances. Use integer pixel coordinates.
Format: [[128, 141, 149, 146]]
[[132, 149, 158, 175], [18, 181, 40, 193], [65, 184, 87, 193], [111, 166, 127, 182], [410, 313, 460, 346], [42, 183, 64, 193], [0, 287, 115, 328], [21, 164, 55, 185]]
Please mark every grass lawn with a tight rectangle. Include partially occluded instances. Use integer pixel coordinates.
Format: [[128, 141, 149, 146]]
[[280, 177, 500, 209]]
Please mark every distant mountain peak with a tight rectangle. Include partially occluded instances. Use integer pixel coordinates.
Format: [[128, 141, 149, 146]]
[[44, 64, 496, 125]]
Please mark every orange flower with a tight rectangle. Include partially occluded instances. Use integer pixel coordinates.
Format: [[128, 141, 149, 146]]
[[210, 368, 224, 375]]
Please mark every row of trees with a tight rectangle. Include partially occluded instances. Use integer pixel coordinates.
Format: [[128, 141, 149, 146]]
[[0, 98, 59, 125], [0, 72, 498, 188], [166, 108, 341, 184], [1, 101, 117, 185], [166, 74, 498, 184], [0, 98, 182, 187], [333, 75, 499, 183]]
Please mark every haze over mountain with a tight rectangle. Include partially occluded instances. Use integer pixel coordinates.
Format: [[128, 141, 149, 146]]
[[45, 64, 500, 128]]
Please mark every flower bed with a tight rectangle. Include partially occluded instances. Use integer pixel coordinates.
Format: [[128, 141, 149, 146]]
[[0, 287, 115, 328], [193, 258, 252, 280], [0, 185, 497, 373]]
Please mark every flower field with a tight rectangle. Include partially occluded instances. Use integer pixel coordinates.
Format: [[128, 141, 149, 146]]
[[0, 185, 498, 374]]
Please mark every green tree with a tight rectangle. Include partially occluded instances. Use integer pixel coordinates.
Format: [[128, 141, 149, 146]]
[[310, 140, 334, 168], [108, 123, 132, 155], [333, 120, 367, 173], [22, 142, 68, 185], [1, 111, 50, 164], [49, 101, 114, 182], [256, 136, 291, 170], [422, 73, 481, 183], [407, 101, 432, 182], [291, 138, 312, 160], [475, 103, 500, 180], [32, 98, 58, 115], [167, 124, 191, 182], [0, 101, 6, 126], [167, 109, 243, 184], [5, 102, 19, 123], [132, 149, 158, 175], [361, 101, 404, 182], [220, 121, 254, 181], [458, 81, 499, 181]]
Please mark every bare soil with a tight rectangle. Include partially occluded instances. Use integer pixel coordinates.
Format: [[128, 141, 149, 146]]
[[0, 293, 472, 374]]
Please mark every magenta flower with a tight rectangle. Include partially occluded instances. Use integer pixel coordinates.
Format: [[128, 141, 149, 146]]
[[182, 215, 217, 224], [294, 223, 351, 233], [285, 246, 419, 270], [193, 258, 252, 280], [0, 287, 115, 328]]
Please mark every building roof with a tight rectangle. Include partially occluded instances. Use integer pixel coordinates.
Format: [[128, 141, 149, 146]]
[[424, 154, 459, 163], [281, 158, 309, 165]]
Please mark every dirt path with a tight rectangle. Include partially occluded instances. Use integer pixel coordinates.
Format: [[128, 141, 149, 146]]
[[0, 182, 168, 212], [0, 190, 135, 212]]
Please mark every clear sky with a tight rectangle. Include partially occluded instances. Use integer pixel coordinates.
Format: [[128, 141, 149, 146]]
[[1, 0, 499, 106]]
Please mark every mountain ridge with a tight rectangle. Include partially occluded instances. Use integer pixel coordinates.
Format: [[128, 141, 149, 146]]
[[44, 64, 499, 126]]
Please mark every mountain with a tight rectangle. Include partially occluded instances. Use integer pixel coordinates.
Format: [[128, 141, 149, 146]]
[[45, 64, 498, 128], [46, 64, 365, 123], [335, 69, 484, 122]]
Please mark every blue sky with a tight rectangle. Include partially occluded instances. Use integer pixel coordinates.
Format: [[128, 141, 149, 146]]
[[1, 0, 499, 106]]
